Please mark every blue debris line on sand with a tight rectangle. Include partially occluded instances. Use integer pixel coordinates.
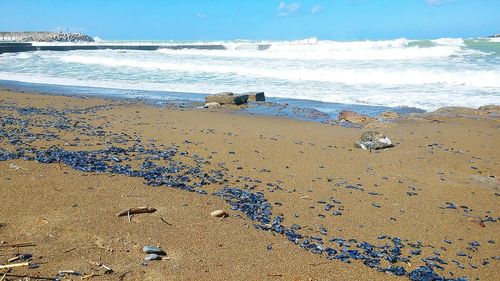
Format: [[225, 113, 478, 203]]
[[0, 103, 487, 280]]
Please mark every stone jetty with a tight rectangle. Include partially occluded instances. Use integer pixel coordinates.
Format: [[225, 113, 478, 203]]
[[0, 32, 94, 42]]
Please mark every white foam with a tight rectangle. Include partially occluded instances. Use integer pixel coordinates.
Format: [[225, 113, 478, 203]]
[[1, 71, 499, 111], [431, 38, 466, 47], [0, 38, 499, 111], [157, 40, 469, 61], [58, 54, 500, 88]]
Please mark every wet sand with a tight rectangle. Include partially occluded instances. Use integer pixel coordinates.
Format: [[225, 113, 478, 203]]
[[0, 89, 498, 280]]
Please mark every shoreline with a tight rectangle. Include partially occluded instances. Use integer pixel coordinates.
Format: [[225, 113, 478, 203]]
[[0, 89, 498, 280], [0, 79, 452, 120], [0, 81, 497, 125]]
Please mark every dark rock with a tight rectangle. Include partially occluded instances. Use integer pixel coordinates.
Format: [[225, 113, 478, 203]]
[[245, 92, 266, 102]]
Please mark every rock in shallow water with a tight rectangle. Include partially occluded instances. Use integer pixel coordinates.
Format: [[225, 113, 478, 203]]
[[355, 131, 394, 150], [245, 92, 266, 102]]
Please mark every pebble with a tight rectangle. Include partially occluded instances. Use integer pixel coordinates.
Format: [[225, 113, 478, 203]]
[[144, 254, 162, 261], [211, 210, 228, 217], [143, 245, 166, 255]]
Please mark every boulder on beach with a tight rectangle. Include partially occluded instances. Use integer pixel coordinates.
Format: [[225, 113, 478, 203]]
[[355, 131, 394, 150], [245, 92, 266, 102], [338, 110, 375, 124], [205, 92, 249, 105], [478, 104, 500, 113], [432, 105, 500, 117]]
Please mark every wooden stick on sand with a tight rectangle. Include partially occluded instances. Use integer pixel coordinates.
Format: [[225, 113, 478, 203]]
[[117, 207, 157, 217], [0, 262, 29, 270]]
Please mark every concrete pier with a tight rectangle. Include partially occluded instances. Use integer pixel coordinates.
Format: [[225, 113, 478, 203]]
[[0, 42, 226, 54]]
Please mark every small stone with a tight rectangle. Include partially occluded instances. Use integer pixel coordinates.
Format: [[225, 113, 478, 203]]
[[143, 246, 166, 255], [211, 210, 228, 217], [144, 254, 162, 261]]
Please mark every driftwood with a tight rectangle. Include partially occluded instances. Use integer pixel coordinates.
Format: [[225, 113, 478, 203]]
[[117, 207, 157, 217], [0, 262, 29, 270], [0, 242, 35, 248]]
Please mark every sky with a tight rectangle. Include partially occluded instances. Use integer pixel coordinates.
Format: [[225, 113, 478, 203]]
[[0, 0, 499, 40]]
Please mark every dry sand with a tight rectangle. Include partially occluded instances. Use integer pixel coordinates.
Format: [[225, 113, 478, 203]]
[[0, 90, 498, 280]]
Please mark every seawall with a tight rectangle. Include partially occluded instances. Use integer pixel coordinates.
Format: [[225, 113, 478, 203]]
[[0, 42, 226, 54]]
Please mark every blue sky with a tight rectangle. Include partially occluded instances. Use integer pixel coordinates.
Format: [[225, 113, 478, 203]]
[[0, 0, 498, 40]]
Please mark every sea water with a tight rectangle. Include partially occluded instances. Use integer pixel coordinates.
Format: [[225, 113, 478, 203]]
[[0, 37, 499, 112]]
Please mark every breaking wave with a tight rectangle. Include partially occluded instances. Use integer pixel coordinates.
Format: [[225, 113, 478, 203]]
[[0, 37, 499, 111]]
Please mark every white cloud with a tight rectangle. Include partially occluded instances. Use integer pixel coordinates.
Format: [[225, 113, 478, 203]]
[[196, 13, 207, 19], [426, 0, 453, 6], [312, 4, 323, 15], [278, 2, 300, 16]]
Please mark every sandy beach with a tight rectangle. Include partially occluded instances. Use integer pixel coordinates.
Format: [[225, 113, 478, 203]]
[[0, 89, 498, 280]]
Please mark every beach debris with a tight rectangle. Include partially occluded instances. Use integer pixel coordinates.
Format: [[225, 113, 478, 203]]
[[210, 210, 228, 217], [117, 207, 157, 217], [408, 266, 467, 281], [0, 102, 484, 281], [205, 92, 249, 105], [354, 131, 394, 150], [338, 110, 375, 124], [0, 262, 29, 270], [143, 245, 166, 255], [244, 92, 266, 102], [89, 261, 113, 274], [7, 254, 32, 263]]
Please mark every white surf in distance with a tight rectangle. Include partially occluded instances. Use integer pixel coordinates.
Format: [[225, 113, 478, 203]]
[[0, 37, 499, 111]]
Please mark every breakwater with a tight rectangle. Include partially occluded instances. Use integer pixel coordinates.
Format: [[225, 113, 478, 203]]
[[0, 31, 94, 42], [0, 42, 226, 54]]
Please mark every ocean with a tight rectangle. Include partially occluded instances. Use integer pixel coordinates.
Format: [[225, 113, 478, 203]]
[[0, 37, 499, 113]]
